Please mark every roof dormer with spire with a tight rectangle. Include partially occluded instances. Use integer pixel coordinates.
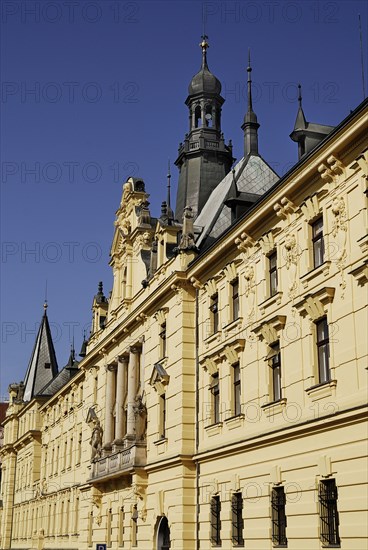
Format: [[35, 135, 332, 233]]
[[290, 84, 334, 159]]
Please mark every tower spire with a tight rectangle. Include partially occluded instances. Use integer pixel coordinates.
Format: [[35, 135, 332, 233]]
[[166, 159, 174, 222], [247, 49, 254, 113], [241, 48, 259, 157], [200, 34, 209, 70]]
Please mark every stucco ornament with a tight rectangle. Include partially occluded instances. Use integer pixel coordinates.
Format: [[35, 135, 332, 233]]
[[284, 233, 298, 299], [331, 196, 347, 296], [244, 264, 255, 321]]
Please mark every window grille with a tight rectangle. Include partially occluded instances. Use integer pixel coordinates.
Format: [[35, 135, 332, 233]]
[[319, 479, 340, 546], [271, 486, 287, 546], [210, 495, 221, 546], [231, 492, 244, 546]]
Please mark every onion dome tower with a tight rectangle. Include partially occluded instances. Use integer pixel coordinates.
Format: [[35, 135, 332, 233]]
[[175, 36, 234, 220]]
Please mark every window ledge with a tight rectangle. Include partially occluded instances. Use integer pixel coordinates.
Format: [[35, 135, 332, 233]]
[[205, 422, 223, 436], [223, 317, 243, 336], [259, 292, 283, 314], [261, 398, 287, 417], [306, 380, 337, 401], [204, 331, 222, 348], [300, 261, 331, 289], [153, 437, 167, 446], [224, 414, 244, 429]]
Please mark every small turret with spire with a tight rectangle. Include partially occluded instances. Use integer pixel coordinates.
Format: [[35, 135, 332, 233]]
[[290, 83, 334, 159], [241, 49, 260, 157]]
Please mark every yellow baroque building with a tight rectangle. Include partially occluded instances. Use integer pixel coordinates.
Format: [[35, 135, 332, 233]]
[[1, 39, 367, 550]]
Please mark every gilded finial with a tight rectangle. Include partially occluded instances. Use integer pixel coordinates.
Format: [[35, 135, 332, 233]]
[[200, 34, 209, 52]]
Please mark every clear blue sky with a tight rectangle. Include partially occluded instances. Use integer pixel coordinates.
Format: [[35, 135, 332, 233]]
[[1, 0, 367, 397]]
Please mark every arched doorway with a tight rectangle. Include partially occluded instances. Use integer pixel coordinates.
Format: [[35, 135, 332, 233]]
[[156, 516, 171, 550]]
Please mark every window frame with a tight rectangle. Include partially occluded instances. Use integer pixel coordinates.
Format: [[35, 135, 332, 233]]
[[319, 479, 340, 547], [231, 278, 240, 321], [316, 317, 330, 384], [210, 293, 219, 334], [270, 343, 282, 402], [233, 362, 241, 417], [159, 393, 166, 439], [159, 321, 167, 359], [312, 217, 324, 268], [210, 372, 220, 424], [271, 486, 287, 547], [269, 251, 278, 297]]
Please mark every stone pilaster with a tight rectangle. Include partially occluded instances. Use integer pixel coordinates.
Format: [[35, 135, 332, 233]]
[[103, 364, 117, 451]]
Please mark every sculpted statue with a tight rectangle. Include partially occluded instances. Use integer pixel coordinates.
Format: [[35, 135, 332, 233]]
[[133, 394, 147, 441], [90, 418, 103, 461]]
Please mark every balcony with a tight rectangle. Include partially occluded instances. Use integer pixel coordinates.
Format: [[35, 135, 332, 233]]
[[89, 442, 146, 483]]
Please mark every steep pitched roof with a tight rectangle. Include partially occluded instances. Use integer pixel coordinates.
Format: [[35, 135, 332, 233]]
[[37, 348, 79, 397], [23, 305, 59, 401], [195, 154, 279, 248]]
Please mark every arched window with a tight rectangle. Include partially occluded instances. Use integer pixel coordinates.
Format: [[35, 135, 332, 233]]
[[205, 104, 213, 127], [157, 516, 171, 550], [194, 105, 202, 128]]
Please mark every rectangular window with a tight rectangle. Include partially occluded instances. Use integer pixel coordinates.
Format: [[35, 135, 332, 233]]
[[231, 492, 244, 546], [319, 479, 340, 546], [210, 294, 219, 334], [232, 279, 239, 321], [159, 322, 167, 358], [316, 317, 330, 384], [233, 363, 241, 416], [159, 393, 166, 439], [270, 343, 282, 402], [271, 486, 287, 546], [312, 217, 324, 268], [210, 373, 220, 424], [210, 495, 221, 546], [269, 252, 278, 296]]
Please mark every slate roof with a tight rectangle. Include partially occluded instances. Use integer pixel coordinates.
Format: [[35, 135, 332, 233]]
[[195, 154, 279, 248], [23, 307, 59, 401], [37, 350, 79, 397]]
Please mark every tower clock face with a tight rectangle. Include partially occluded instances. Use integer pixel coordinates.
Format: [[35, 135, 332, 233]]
[[205, 113, 212, 121]]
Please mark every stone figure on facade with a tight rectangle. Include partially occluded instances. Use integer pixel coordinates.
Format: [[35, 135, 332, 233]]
[[90, 418, 103, 461], [133, 394, 147, 441]]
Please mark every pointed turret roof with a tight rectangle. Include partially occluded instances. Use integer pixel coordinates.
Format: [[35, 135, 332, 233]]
[[188, 36, 222, 96], [290, 84, 334, 159], [23, 303, 59, 401], [293, 84, 307, 130], [242, 50, 260, 157]]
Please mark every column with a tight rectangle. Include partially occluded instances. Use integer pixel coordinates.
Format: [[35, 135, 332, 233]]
[[104, 364, 116, 450], [114, 355, 128, 444], [126, 347, 139, 439]]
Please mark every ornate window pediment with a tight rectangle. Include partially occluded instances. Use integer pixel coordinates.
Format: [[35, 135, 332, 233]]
[[294, 287, 335, 321], [149, 363, 169, 393]]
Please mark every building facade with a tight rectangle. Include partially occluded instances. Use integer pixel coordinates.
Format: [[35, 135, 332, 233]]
[[1, 39, 367, 550]]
